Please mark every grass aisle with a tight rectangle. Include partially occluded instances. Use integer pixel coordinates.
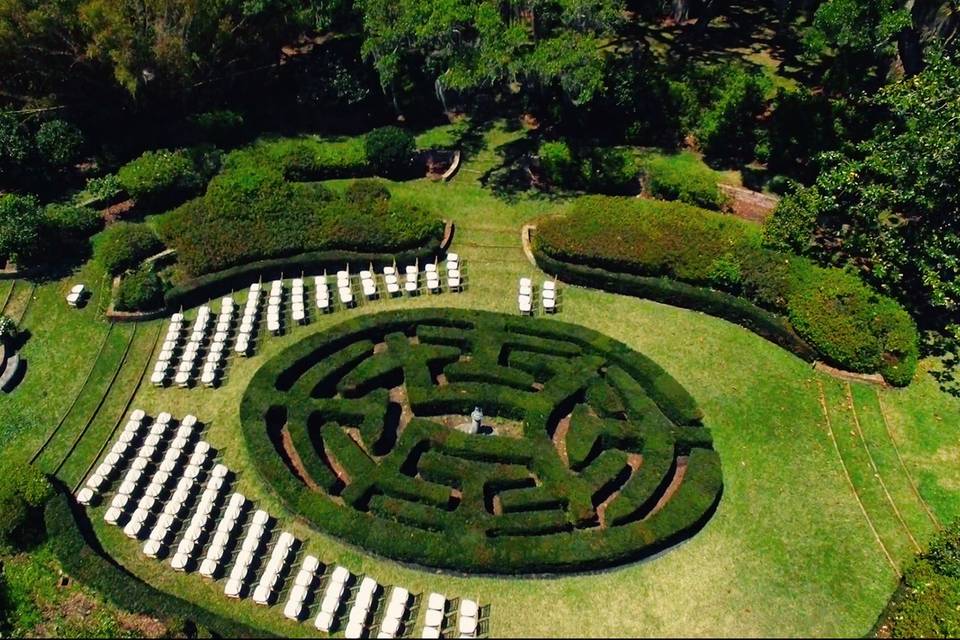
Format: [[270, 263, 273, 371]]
[[57, 322, 162, 488]]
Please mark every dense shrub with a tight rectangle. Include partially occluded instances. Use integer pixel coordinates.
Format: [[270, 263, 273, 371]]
[[344, 178, 391, 206], [539, 141, 639, 194], [186, 110, 244, 145], [240, 308, 718, 573], [44, 489, 269, 637], [116, 149, 203, 208], [95, 222, 163, 275], [876, 520, 960, 638], [0, 111, 29, 168], [43, 203, 101, 239], [223, 136, 370, 181], [157, 165, 442, 277], [641, 152, 728, 210], [364, 126, 415, 176], [535, 196, 918, 385], [696, 66, 769, 161], [80, 174, 123, 204], [0, 462, 52, 550], [0, 193, 43, 264], [114, 265, 164, 311], [34, 119, 84, 168]]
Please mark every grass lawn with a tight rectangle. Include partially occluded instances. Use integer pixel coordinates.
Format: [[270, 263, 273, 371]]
[[2, 122, 959, 637]]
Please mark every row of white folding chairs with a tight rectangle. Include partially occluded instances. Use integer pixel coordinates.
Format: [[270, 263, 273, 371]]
[[153, 316, 186, 385], [315, 276, 332, 313], [518, 278, 558, 315], [172, 464, 230, 571], [457, 598, 481, 638], [344, 576, 381, 638], [360, 270, 377, 299], [120, 433, 205, 539], [336, 271, 356, 307], [77, 409, 150, 504], [143, 465, 204, 558], [376, 586, 411, 639], [421, 592, 449, 639], [445, 252, 463, 291], [225, 508, 272, 598], [106, 431, 185, 528], [267, 280, 284, 335], [314, 565, 353, 632], [283, 555, 322, 620], [252, 531, 297, 605], [168, 306, 213, 386], [291, 278, 307, 324], [236, 285, 261, 356], [199, 492, 247, 578]]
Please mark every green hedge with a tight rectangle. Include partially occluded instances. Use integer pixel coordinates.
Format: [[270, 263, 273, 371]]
[[240, 308, 721, 574], [641, 152, 728, 211], [535, 196, 918, 386], [157, 169, 443, 278], [117, 149, 204, 209], [95, 222, 163, 276], [44, 487, 272, 637], [222, 136, 369, 181], [114, 265, 165, 312], [162, 238, 441, 310]]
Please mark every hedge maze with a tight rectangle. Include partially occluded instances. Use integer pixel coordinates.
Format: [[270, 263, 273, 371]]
[[241, 309, 722, 573]]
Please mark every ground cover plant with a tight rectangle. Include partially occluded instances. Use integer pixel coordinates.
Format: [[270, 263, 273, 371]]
[[240, 308, 722, 573], [534, 196, 918, 385]]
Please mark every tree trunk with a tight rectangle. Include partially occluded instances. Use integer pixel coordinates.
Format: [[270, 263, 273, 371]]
[[897, 0, 924, 77], [671, 0, 690, 22]]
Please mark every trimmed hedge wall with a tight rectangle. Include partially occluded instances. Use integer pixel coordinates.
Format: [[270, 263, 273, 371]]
[[163, 238, 441, 310], [534, 196, 918, 386], [44, 487, 271, 638], [240, 308, 721, 574]]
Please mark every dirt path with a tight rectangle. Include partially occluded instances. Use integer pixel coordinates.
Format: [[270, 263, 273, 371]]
[[280, 428, 322, 491], [595, 453, 643, 528], [644, 456, 688, 520], [552, 413, 572, 467]]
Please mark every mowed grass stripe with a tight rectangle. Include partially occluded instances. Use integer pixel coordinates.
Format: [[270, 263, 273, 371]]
[[34, 323, 135, 473], [820, 380, 916, 564], [849, 384, 940, 539], [5, 280, 36, 323], [0, 279, 15, 313], [845, 383, 922, 552], [58, 323, 161, 487], [875, 390, 942, 530]]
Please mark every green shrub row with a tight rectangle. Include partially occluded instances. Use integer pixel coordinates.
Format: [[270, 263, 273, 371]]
[[162, 238, 441, 310], [222, 136, 369, 182], [44, 488, 271, 637], [640, 152, 729, 211], [240, 308, 722, 573], [157, 169, 444, 278], [95, 222, 163, 276], [534, 196, 918, 385], [116, 149, 206, 210], [113, 264, 165, 312]]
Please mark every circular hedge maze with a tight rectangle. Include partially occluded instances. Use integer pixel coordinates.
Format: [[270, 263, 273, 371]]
[[241, 309, 722, 574]]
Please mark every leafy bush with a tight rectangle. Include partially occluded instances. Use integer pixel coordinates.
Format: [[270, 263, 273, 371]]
[[95, 222, 162, 275], [697, 66, 769, 161], [116, 149, 203, 208], [0, 111, 29, 167], [43, 203, 101, 239], [364, 126, 416, 176], [157, 165, 442, 277], [80, 174, 123, 203], [876, 520, 960, 638], [0, 193, 43, 264], [114, 265, 164, 311], [642, 152, 728, 211], [0, 315, 16, 341], [34, 119, 84, 168], [539, 141, 639, 194], [0, 462, 51, 551], [223, 136, 369, 181], [186, 110, 244, 145], [535, 196, 918, 385], [344, 178, 391, 206]]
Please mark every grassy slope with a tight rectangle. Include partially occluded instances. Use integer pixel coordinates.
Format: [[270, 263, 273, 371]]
[[2, 123, 959, 637]]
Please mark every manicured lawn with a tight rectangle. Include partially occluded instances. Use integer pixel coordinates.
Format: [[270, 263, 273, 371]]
[[3, 123, 960, 637]]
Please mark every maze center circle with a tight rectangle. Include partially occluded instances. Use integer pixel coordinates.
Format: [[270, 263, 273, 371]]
[[241, 309, 723, 573]]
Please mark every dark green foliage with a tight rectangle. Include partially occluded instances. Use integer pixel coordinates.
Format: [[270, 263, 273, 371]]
[[43, 489, 270, 637], [0, 193, 43, 264], [535, 196, 918, 385], [0, 111, 29, 168], [43, 203, 101, 239], [186, 110, 244, 145], [116, 149, 203, 208], [157, 164, 442, 278], [696, 65, 769, 161], [114, 265, 165, 311], [240, 308, 720, 573], [0, 462, 51, 551], [759, 88, 843, 182], [364, 127, 415, 176], [641, 153, 728, 210], [875, 519, 960, 638], [34, 120, 84, 168], [344, 179, 391, 206], [95, 222, 162, 275], [223, 136, 369, 181], [539, 140, 639, 194]]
